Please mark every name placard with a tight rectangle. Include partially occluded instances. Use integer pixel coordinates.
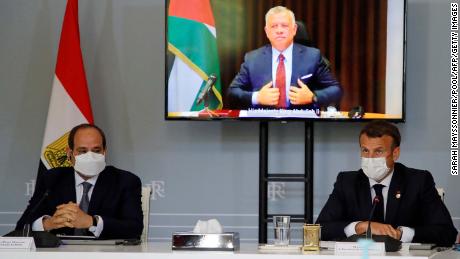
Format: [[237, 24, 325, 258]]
[[335, 241, 385, 255], [0, 237, 36, 251]]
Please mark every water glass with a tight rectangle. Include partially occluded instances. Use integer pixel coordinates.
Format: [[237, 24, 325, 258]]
[[273, 216, 290, 246]]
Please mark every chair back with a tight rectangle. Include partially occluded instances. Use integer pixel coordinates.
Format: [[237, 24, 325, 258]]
[[436, 187, 445, 202], [141, 186, 152, 242], [294, 21, 312, 47]]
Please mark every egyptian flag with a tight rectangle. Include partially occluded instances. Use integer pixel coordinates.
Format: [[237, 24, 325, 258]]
[[38, 0, 93, 176], [167, 0, 223, 112]]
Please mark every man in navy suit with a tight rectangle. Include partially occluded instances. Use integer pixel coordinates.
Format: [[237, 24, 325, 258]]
[[16, 124, 143, 239], [228, 6, 342, 110], [316, 121, 458, 246]]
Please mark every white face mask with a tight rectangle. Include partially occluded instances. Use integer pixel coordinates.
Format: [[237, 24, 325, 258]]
[[74, 151, 106, 177], [361, 157, 390, 182]]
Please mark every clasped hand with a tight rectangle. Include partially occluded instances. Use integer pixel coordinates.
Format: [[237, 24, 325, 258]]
[[43, 202, 92, 231], [257, 79, 314, 106], [355, 221, 402, 240]]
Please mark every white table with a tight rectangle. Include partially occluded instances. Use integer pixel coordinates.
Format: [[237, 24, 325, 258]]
[[0, 243, 458, 259]]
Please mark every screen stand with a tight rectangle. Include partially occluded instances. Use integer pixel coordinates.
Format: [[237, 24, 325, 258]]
[[258, 121, 314, 243]]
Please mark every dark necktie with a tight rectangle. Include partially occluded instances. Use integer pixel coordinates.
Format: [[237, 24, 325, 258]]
[[75, 182, 92, 235], [79, 182, 92, 212], [276, 54, 286, 108], [372, 184, 385, 223]]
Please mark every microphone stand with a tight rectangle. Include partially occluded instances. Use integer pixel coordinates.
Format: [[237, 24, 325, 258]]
[[365, 196, 380, 239], [347, 196, 401, 252], [196, 74, 219, 118], [199, 90, 219, 118], [356, 197, 379, 256], [21, 191, 50, 237], [4, 190, 61, 247]]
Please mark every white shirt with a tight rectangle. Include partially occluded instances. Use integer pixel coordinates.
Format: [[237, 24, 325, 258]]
[[75, 172, 98, 205], [344, 170, 415, 242], [252, 43, 294, 106], [31, 171, 104, 237]]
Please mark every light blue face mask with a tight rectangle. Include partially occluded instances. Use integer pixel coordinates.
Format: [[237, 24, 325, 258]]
[[361, 157, 390, 182]]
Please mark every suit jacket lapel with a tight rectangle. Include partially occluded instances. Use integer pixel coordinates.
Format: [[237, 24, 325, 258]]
[[88, 169, 111, 214], [386, 164, 404, 224], [291, 44, 303, 85], [356, 170, 373, 220], [261, 45, 272, 86], [54, 168, 77, 204], [48, 169, 77, 236]]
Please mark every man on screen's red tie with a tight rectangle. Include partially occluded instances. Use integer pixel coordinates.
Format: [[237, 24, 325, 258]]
[[276, 54, 287, 109]]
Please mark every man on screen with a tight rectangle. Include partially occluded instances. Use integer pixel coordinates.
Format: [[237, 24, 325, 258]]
[[316, 121, 458, 246], [227, 6, 342, 110], [16, 124, 143, 239]]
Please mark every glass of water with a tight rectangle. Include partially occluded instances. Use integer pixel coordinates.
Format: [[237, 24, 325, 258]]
[[273, 216, 290, 246]]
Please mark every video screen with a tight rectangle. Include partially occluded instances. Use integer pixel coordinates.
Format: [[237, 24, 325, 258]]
[[166, 0, 406, 121]]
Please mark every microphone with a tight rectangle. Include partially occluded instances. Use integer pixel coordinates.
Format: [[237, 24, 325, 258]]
[[23, 190, 50, 236], [197, 74, 217, 104], [4, 189, 61, 247], [348, 105, 364, 118], [366, 196, 380, 239], [344, 195, 401, 252]]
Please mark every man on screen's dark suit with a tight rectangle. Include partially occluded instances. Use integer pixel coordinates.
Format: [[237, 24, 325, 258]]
[[16, 124, 143, 239], [227, 6, 342, 110], [316, 121, 458, 247]]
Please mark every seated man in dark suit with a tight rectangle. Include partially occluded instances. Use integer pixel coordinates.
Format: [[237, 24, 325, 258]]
[[16, 124, 143, 239], [316, 121, 458, 246], [228, 6, 342, 110]]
